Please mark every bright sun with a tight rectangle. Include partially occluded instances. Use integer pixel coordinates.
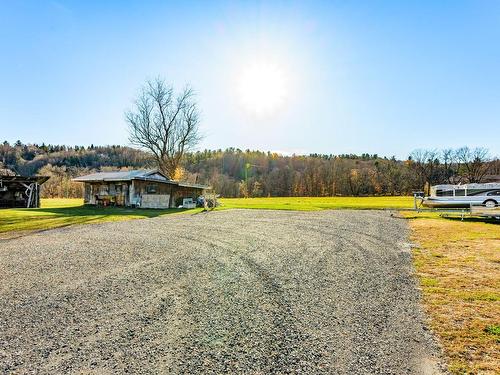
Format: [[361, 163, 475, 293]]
[[237, 61, 287, 116]]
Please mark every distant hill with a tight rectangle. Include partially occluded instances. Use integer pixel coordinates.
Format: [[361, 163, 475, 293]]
[[1, 141, 498, 198]]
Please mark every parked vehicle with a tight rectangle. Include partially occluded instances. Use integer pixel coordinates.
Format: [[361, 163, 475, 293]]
[[422, 183, 500, 208]]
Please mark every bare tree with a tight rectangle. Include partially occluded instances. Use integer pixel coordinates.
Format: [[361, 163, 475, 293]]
[[455, 146, 490, 183], [441, 148, 458, 183], [488, 158, 500, 176], [409, 149, 439, 194], [126, 78, 201, 179]]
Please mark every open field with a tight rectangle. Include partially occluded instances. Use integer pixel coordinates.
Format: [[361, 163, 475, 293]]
[[220, 196, 413, 210], [403, 212, 500, 374], [0, 209, 443, 374]]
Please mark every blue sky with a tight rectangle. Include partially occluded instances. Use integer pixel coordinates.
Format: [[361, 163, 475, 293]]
[[1, 1, 499, 158]]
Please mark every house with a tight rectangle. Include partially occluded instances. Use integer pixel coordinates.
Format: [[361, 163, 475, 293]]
[[73, 170, 209, 208], [0, 175, 49, 208]]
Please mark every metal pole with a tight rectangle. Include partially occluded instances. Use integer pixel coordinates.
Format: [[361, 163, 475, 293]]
[[245, 163, 249, 198]]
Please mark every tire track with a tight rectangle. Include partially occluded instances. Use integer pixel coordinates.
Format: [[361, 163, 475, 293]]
[[0, 209, 444, 374], [170, 232, 327, 373]]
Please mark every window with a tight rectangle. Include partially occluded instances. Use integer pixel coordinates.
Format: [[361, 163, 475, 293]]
[[468, 189, 491, 196], [146, 184, 157, 194], [487, 190, 500, 196], [99, 185, 109, 195], [455, 189, 465, 196], [436, 189, 453, 197]]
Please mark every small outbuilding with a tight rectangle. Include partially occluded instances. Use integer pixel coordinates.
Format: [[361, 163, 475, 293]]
[[0, 175, 49, 208], [73, 170, 209, 209]]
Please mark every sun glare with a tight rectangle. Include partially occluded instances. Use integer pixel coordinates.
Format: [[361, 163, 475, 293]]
[[237, 61, 287, 116]]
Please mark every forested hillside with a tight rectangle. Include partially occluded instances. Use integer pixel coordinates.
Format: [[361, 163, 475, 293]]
[[1, 141, 498, 198]]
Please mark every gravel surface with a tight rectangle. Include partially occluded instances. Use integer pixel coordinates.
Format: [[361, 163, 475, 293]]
[[0, 209, 444, 374]]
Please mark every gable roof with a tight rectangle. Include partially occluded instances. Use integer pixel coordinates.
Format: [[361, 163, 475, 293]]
[[73, 170, 168, 182]]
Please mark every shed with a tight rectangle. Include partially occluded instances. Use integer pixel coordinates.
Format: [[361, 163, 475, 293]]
[[73, 170, 209, 208], [0, 175, 49, 208]]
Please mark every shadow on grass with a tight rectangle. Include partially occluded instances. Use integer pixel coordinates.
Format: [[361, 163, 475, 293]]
[[441, 216, 500, 224], [405, 213, 500, 224], [0, 205, 202, 240], [34, 204, 191, 218]]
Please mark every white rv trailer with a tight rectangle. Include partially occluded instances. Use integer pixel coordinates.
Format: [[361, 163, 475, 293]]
[[422, 183, 500, 208]]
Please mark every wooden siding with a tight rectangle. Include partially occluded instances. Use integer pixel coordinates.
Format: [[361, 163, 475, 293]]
[[82, 180, 204, 208]]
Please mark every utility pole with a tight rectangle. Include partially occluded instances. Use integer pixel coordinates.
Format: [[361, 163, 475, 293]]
[[244, 163, 260, 198], [245, 162, 250, 193]]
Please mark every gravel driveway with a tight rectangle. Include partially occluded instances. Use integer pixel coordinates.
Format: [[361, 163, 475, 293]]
[[0, 209, 443, 374]]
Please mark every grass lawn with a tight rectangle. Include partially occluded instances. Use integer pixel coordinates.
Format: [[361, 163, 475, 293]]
[[219, 196, 414, 210], [0, 198, 203, 237], [403, 212, 500, 374]]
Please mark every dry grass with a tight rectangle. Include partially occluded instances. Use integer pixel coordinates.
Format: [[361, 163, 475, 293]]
[[405, 213, 500, 374]]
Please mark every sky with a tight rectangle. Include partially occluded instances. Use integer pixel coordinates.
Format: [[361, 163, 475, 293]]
[[1, 0, 499, 159]]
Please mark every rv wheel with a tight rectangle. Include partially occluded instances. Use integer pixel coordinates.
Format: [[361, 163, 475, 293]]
[[483, 199, 497, 208]]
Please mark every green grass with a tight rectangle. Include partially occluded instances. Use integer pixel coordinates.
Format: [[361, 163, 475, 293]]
[[0, 198, 203, 236], [219, 196, 413, 210], [484, 325, 500, 336]]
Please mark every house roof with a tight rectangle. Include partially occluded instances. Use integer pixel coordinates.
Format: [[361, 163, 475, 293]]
[[177, 181, 212, 190], [73, 170, 167, 182], [73, 169, 210, 189]]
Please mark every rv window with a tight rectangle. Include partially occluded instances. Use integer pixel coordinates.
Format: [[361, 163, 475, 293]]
[[436, 189, 453, 197], [467, 189, 489, 196], [487, 190, 500, 196], [455, 189, 465, 196]]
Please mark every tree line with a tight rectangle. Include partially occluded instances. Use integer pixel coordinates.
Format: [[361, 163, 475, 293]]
[[182, 147, 498, 197], [1, 141, 498, 198]]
